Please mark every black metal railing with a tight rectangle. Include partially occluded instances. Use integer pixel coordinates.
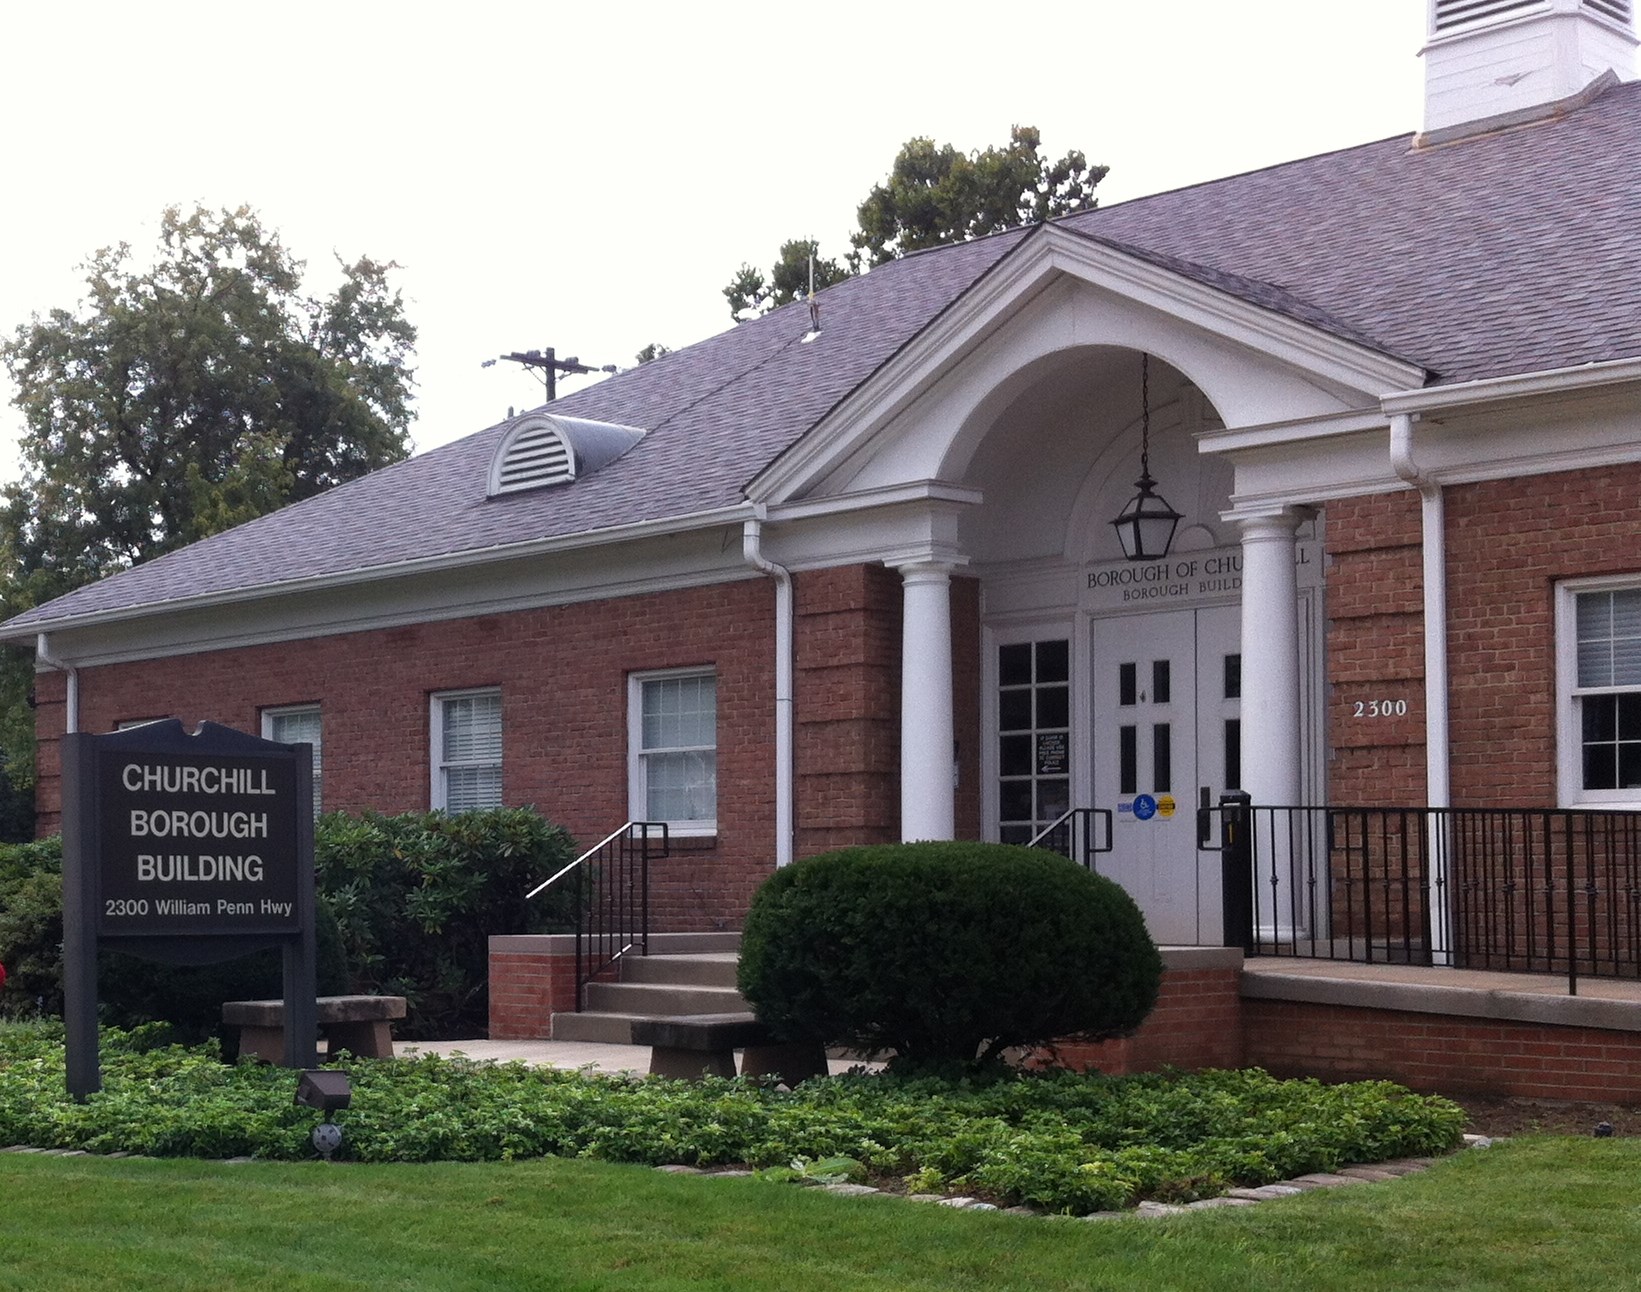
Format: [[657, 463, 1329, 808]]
[[1206, 803, 1641, 993], [1029, 808, 1115, 870], [526, 821, 669, 1009]]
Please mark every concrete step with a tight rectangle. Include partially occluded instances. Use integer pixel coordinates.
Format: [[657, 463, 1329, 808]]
[[642, 932, 742, 954], [584, 981, 748, 1016], [620, 952, 740, 988]]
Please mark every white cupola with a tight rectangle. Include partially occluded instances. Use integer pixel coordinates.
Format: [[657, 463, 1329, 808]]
[[1420, 0, 1638, 140]]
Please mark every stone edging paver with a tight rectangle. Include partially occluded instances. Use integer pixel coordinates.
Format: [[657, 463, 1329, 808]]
[[650, 1134, 1494, 1219]]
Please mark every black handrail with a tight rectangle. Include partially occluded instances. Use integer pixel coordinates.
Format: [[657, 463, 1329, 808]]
[[1028, 808, 1115, 871], [526, 821, 669, 1010], [1203, 803, 1641, 994]]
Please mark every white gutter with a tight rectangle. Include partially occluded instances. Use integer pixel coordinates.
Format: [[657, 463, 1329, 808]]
[[742, 509, 794, 868], [1382, 355, 1641, 415], [35, 633, 79, 734], [1389, 412, 1452, 966]]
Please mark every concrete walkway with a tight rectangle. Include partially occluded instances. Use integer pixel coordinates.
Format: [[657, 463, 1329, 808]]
[[395, 1037, 652, 1073], [395, 1037, 869, 1077]]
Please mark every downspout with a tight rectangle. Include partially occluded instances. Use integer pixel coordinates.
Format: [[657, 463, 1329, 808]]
[[1389, 412, 1453, 965], [742, 509, 794, 868], [35, 633, 79, 734]]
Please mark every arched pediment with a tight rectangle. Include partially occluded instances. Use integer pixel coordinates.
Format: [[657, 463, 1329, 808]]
[[750, 226, 1424, 506]]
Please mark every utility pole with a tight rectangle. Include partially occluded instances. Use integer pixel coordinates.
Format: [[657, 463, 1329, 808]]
[[482, 347, 616, 402]]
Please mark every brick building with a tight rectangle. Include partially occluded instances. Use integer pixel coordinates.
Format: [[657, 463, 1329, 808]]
[[8, 1, 1641, 955]]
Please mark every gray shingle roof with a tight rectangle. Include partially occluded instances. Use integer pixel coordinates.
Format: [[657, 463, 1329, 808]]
[[12, 81, 1641, 635]]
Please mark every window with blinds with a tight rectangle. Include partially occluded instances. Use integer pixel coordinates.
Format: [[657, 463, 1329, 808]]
[[262, 705, 323, 816], [630, 670, 717, 830], [1575, 589, 1641, 792], [433, 689, 503, 812]]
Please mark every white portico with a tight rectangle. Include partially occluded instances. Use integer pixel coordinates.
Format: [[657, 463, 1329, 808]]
[[750, 225, 1425, 942]]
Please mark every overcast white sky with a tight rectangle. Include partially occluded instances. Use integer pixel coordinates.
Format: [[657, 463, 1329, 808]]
[[0, 2, 1427, 482]]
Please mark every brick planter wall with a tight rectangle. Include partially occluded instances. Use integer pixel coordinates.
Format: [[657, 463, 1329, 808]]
[[1032, 949, 1244, 1075], [1244, 998, 1641, 1102], [488, 938, 581, 1040]]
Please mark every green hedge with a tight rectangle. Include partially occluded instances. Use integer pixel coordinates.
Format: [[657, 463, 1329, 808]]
[[314, 808, 578, 1038], [0, 835, 349, 1044], [739, 842, 1163, 1072], [0, 807, 579, 1041]]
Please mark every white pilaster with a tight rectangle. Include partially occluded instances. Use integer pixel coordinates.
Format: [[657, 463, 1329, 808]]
[[896, 562, 957, 841]]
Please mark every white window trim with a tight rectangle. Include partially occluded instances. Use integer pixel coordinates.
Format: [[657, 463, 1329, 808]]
[[262, 704, 322, 816], [1556, 576, 1641, 809], [628, 667, 717, 837], [431, 687, 503, 813]]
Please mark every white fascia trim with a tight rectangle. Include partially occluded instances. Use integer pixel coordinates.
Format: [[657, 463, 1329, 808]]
[[1381, 356, 1641, 414], [765, 479, 985, 522], [749, 226, 1424, 503], [2, 503, 759, 645], [1220, 475, 1409, 521], [1197, 408, 1391, 455], [44, 564, 763, 670]]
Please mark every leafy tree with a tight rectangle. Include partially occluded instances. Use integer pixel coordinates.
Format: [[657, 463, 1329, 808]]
[[724, 239, 852, 323], [634, 341, 673, 364], [852, 125, 1105, 267], [725, 126, 1107, 320], [0, 203, 417, 797]]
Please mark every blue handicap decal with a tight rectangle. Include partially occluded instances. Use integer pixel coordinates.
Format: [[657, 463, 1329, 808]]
[[1132, 794, 1158, 821]]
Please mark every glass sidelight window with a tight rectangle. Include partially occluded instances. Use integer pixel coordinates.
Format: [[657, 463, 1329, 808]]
[[997, 638, 1070, 844]]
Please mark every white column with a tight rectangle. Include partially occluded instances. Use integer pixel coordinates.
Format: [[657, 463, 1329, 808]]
[[1239, 511, 1305, 806], [1238, 510, 1307, 940], [897, 562, 956, 841]]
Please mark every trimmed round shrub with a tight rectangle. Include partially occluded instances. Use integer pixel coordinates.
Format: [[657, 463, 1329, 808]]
[[738, 841, 1162, 1070]]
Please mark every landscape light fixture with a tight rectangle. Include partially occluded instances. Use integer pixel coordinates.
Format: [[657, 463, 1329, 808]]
[[1110, 353, 1183, 562], [295, 1069, 352, 1162]]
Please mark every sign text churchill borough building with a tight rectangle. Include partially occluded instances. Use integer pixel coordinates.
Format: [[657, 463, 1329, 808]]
[[62, 720, 317, 1096], [100, 749, 300, 933]]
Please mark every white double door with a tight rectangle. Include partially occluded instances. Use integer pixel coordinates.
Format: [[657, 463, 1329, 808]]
[[1090, 605, 1241, 946]]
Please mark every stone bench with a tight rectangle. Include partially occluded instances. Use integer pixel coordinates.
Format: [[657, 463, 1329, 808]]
[[630, 1012, 828, 1085], [222, 995, 407, 1062]]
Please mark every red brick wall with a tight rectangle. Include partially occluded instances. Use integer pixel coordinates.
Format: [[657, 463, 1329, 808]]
[[1324, 463, 1641, 809], [38, 579, 779, 931], [1445, 465, 1641, 805], [488, 950, 580, 1039], [1245, 997, 1641, 1102], [792, 565, 901, 856], [1032, 961, 1244, 1075], [1325, 492, 1428, 804]]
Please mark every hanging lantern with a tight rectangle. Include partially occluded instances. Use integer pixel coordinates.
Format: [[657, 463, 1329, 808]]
[[1110, 353, 1183, 561]]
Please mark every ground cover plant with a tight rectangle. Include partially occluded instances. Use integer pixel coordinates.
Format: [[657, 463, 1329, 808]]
[[0, 1022, 1463, 1213], [739, 841, 1162, 1070]]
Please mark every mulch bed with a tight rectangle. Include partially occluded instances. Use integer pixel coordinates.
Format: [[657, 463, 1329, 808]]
[[1443, 1092, 1639, 1139]]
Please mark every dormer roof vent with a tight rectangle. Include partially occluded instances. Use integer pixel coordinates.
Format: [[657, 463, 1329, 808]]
[[487, 413, 646, 497], [1421, 0, 1637, 140]]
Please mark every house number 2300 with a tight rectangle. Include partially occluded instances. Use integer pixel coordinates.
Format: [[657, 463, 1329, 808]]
[[1353, 699, 1408, 718]]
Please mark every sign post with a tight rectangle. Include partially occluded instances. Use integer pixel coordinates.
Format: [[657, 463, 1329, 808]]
[[61, 720, 315, 1099]]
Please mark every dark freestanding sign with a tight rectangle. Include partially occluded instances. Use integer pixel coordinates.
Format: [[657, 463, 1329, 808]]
[[62, 721, 316, 1098]]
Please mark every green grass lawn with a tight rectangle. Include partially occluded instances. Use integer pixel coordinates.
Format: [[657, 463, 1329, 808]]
[[2, 1138, 1638, 1291]]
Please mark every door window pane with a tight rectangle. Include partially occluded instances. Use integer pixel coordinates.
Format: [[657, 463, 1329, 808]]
[[997, 637, 1072, 839]]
